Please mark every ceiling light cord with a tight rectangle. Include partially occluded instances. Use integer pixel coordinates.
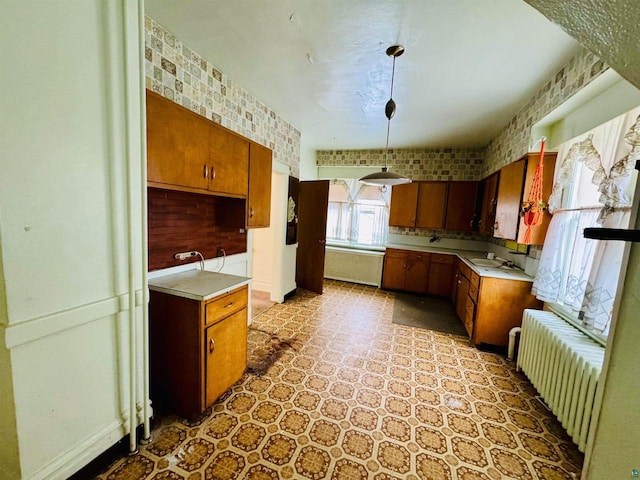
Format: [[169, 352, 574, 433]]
[[384, 51, 398, 168], [357, 45, 411, 187]]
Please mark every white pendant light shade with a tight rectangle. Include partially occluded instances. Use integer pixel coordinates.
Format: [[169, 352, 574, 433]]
[[359, 167, 411, 186], [359, 45, 411, 187]]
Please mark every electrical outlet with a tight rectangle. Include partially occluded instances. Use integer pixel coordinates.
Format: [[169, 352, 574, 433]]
[[217, 247, 225, 257], [174, 251, 197, 260]]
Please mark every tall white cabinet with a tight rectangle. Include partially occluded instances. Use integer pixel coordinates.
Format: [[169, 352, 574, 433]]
[[0, 2, 149, 478]]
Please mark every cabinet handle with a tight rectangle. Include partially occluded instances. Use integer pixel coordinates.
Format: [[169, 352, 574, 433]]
[[458, 280, 461, 285], [469, 219, 474, 227], [478, 220, 483, 227], [493, 222, 499, 231], [224, 301, 234, 308], [209, 338, 215, 353], [210, 166, 216, 180], [249, 207, 254, 218], [203, 164, 208, 178]]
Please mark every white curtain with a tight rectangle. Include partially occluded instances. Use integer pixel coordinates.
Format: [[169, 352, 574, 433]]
[[532, 106, 640, 337]]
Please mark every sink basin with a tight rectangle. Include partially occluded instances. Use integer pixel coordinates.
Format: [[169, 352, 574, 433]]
[[468, 258, 504, 268]]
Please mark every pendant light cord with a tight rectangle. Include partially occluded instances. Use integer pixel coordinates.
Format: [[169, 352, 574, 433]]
[[384, 55, 397, 167]]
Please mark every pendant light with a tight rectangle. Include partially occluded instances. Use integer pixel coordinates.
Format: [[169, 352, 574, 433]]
[[359, 45, 412, 186]]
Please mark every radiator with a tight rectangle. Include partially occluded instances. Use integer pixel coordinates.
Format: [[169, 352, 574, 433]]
[[323, 246, 384, 287], [517, 309, 605, 453]]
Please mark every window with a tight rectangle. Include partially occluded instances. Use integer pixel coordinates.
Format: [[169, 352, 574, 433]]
[[326, 179, 390, 247], [532, 106, 640, 339]]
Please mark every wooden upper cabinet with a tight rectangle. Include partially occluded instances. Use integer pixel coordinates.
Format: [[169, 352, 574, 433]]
[[389, 183, 419, 227], [416, 182, 448, 229], [247, 142, 272, 228], [493, 152, 557, 243], [494, 159, 526, 240], [209, 126, 249, 197], [389, 181, 479, 232], [479, 172, 500, 235], [146, 89, 250, 199], [445, 181, 478, 232], [146, 90, 210, 191], [517, 152, 557, 245]]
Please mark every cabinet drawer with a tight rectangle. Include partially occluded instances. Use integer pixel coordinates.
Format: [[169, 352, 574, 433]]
[[431, 253, 454, 264], [459, 262, 472, 280], [470, 271, 480, 288], [408, 252, 429, 261], [386, 248, 408, 259], [205, 285, 248, 326], [468, 285, 479, 303]]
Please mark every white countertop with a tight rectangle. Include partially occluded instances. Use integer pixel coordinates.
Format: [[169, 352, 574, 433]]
[[148, 270, 251, 301], [385, 243, 534, 282]]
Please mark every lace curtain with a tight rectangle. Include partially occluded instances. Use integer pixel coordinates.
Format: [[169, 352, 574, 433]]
[[532, 107, 640, 337], [326, 179, 390, 246]]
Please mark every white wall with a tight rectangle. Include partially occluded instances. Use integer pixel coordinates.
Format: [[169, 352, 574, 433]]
[[0, 2, 147, 478], [585, 193, 640, 479], [299, 136, 318, 180]]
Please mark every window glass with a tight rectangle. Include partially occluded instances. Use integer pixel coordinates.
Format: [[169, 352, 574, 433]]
[[326, 179, 390, 247]]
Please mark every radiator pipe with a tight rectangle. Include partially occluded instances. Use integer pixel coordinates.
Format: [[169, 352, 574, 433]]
[[508, 326, 521, 364], [134, 0, 152, 445]]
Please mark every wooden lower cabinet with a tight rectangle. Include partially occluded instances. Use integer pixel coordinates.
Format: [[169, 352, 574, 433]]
[[382, 249, 454, 296], [382, 249, 430, 293], [428, 254, 454, 296], [205, 309, 247, 406], [150, 285, 248, 417], [454, 263, 541, 346]]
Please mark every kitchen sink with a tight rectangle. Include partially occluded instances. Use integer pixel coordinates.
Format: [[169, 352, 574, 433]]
[[468, 258, 504, 268]]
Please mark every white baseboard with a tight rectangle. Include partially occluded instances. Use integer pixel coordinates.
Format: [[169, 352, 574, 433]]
[[251, 279, 272, 293]]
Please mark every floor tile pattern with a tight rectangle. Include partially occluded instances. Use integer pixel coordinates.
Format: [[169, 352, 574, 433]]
[[98, 281, 582, 479]]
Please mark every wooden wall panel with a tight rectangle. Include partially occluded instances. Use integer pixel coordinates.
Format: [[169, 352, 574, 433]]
[[148, 188, 247, 271]]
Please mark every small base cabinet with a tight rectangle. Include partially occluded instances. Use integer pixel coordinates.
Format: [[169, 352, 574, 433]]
[[150, 284, 248, 418], [381, 248, 430, 293], [382, 249, 455, 296], [454, 262, 541, 347]]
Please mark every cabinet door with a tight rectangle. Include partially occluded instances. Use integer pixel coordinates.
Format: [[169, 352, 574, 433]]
[[445, 181, 478, 232], [455, 273, 469, 321], [209, 125, 249, 197], [389, 183, 419, 227], [146, 90, 210, 191], [479, 172, 499, 235], [247, 142, 272, 228], [494, 159, 525, 240], [427, 261, 453, 297], [404, 254, 429, 293], [516, 153, 557, 245], [464, 297, 475, 337], [382, 252, 407, 290], [205, 309, 248, 407], [416, 182, 448, 229]]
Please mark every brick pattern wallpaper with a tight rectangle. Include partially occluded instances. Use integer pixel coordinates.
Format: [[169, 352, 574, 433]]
[[147, 188, 247, 271], [483, 47, 608, 176], [144, 16, 301, 178], [317, 148, 486, 181]]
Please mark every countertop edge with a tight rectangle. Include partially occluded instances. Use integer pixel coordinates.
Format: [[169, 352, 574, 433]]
[[148, 271, 251, 301], [384, 244, 534, 282]]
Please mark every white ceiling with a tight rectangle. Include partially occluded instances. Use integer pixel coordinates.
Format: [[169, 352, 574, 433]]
[[145, 0, 580, 151]]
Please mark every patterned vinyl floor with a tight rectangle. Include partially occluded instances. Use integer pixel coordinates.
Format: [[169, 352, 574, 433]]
[[97, 280, 583, 480]]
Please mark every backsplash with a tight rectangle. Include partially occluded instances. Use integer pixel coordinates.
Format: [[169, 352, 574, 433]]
[[317, 148, 485, 181], [483, 46, 608, 175], [147, 188, 247, 271], [144, 16, 301, 178]]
